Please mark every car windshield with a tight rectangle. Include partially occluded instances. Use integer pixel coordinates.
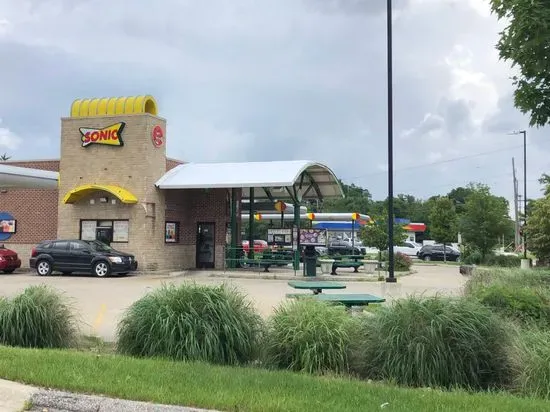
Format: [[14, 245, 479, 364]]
[[86, 240, 114, 252]]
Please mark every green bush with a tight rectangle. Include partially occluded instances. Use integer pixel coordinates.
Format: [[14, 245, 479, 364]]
[[463, 249, 483, 265], [464, 268, 550, 297], [473, 285, 550, 326], [263, 299, 359, 374], [483, 254, 522, 268], [510, 328, 550, 399], [380, 251, 413, 271], [0, 285, 78, 349], [116, 283, 263, 365], [350, 296, 510, 390]]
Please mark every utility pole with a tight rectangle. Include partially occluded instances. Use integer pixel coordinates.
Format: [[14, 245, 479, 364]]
[[512, 157, 520, 251]]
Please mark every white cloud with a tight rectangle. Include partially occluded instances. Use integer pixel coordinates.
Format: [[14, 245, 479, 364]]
[[0, 120, 23, 151], [0, 0, 547, 208]]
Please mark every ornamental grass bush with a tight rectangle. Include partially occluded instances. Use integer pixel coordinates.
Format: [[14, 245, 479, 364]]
[[465, 268, 550, 326], [350, 296, 511, 390], [510, 328, 550, 399], [263, 298, 359, 375], [0, 285, 78, 349], [116, 283, 263, 365]]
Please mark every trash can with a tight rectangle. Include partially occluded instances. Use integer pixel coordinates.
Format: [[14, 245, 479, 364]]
[[303, 245, 317, 277]]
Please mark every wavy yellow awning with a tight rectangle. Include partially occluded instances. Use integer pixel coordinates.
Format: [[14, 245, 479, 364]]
[[63, 184, 138, 204], [70, 95, 158, 117]]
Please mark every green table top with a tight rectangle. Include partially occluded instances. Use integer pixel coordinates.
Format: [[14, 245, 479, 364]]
[[314, 294, 385, 305], [287, 281, 346, 290]]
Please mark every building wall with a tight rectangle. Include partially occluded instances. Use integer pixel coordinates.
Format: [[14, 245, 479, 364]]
[[0, 160, 60, 264], [164, 188, 233, 269], [57, 113, 169, 271]]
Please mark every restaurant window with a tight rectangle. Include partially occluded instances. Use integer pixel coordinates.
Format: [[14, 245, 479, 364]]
[[80, 219, 129, 243]]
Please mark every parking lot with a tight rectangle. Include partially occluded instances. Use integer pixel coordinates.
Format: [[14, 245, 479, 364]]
[[0, 265, 466, 342]]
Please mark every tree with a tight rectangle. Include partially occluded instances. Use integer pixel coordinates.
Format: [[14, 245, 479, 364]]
[[447, 186, 474, 215], [428, 197, 458, 262], [459, 184, 510, 258], [359, 214, 406, 261], [322, 181, 372, 214], [490, 0, 550, 126], [0, 153, 11, 161]]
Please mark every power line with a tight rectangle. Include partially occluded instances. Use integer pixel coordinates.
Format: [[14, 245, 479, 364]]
[[344, 144, 528, 181]]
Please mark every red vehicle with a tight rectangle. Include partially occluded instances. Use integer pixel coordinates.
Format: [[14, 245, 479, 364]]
[[242, 240, 268, 254], [0, 244, 21, 273]]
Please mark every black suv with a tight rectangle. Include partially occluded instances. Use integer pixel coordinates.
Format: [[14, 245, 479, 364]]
[[417, 244, 461, 262], [30, 239, 138, 277]]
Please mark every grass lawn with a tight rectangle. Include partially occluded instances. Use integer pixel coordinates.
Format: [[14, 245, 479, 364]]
[[0, 346, 548, 411]]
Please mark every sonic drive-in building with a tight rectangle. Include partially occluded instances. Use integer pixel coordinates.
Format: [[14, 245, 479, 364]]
[[0, 95, 343, 271]]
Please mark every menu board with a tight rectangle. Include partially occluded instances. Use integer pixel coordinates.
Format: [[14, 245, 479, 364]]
[[165, 222, 179, 243], [81, 220, 97, 241], [113, 220, 129, 242], [300, 229, 328, 246], [267, 228, 292, 245]]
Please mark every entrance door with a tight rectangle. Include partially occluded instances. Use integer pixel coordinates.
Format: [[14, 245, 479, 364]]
[[196, 223, 215, 269]]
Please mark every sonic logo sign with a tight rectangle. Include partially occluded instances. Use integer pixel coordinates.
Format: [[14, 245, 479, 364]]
[[79, 122, 126, 147]]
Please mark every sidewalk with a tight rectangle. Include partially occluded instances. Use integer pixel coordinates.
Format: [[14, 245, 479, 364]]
[[0, 379, 219, 412]]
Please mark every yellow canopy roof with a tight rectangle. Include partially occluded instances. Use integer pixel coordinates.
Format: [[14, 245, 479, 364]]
[[63, 184, 138, 204]]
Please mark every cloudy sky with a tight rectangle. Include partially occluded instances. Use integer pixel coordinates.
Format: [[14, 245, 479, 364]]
[[1, 0, 548, 209]]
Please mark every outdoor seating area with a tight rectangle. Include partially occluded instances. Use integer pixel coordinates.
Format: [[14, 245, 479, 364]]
[[286, 280, 385, 309], [330, 255, 363, 275]]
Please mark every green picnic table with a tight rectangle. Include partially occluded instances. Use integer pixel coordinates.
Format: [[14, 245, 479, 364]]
[[314, 293, 385, 307], [287, 280, 346, 295]]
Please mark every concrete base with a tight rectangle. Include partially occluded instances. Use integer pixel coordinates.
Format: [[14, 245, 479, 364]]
[[521, 258, 532, 270], [380, 281, 402, 300]]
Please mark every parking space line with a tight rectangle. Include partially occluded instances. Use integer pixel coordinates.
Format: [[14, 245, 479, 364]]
[[93, 304, 107, 331]]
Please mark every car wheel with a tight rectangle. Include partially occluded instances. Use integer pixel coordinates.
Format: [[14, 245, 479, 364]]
[[93, 261, 111, 278], [423, 255, 431, 262], [36, 260, 52, 276], [3, 269, 14, 274]]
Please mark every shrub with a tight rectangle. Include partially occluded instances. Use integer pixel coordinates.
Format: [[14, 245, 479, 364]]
[[0, 285, 78, 349], [510, 328, 550, 399], [464, 268, 550, 297], [483, 254, 522, 268], [263, 298, 359, 374], [380, 251, 413, 272], [116, 283, 263, 365], [473, 285, 550, 327], [350, 296, 511, 390], [463, 249, 483, 265]]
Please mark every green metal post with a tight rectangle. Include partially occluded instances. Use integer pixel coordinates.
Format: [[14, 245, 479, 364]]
[[293, 201, 300, 270], [248, 188, 255, 260], [229, 188, 238, 268]]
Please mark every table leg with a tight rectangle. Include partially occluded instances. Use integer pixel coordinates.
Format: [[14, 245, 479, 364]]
[[313, 288, 322, 295]]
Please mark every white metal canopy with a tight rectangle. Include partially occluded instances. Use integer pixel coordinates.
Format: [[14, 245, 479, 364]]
[[0, 164, 59, 189], [155, 160, 344, 200]]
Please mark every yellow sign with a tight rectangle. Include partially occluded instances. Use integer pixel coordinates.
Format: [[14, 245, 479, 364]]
[[80, 122, 125, 148], [351, 212, 359, 221], [274, 200, 287, 213]]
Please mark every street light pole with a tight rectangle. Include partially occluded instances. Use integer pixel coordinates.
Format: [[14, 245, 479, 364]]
[[521, 130, 527, 259], [386, 0, 396, 283]]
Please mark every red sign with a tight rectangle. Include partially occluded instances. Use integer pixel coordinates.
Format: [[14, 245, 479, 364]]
[[152, 125, 164, 148]]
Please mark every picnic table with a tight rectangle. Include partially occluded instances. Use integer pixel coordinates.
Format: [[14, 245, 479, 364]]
[[331, 255, 364, 275], [314, 293, 385, 307], [287, 280, 346, 295]]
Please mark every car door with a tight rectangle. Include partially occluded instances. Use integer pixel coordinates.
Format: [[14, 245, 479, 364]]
[[431, 246, 444, 260], [50, 241, 71, 271], [69, 241, 94, 273]]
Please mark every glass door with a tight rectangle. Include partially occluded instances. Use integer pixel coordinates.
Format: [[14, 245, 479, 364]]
[[196, 222, 215, 269]]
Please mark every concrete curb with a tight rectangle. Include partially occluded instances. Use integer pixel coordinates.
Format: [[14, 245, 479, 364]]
[[27, 389, 220, 412], [207, 270, 414, 282]]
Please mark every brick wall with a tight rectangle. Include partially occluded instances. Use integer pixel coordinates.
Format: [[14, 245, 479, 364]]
[[164, 188, 232, 269], [166, 158, 184, 171], [0, 160, 60, 266]]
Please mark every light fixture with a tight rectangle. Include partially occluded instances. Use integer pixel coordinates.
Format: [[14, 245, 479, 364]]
[[99, 197, 108, 203]]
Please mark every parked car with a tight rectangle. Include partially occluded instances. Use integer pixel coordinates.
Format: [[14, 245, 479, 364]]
[[327, 240, 365, 256], [417, 244, 461, 262], [242, 239, 268, 254], [394, 241, 422, 258], [0, 244, 21, 273], [30, 239, 138, 277]]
